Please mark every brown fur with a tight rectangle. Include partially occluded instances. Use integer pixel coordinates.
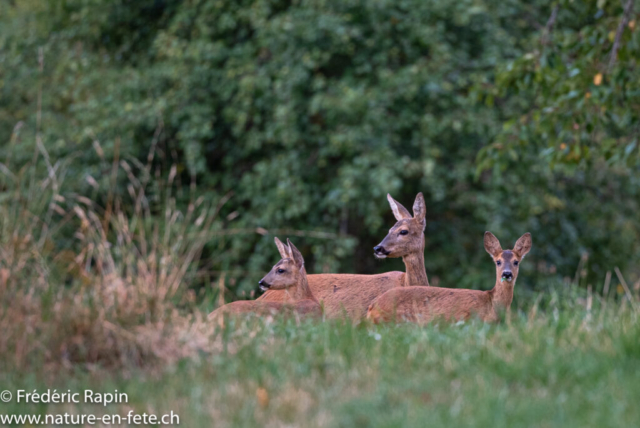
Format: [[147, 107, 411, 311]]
[[209, 296, 322, 318], [209, 238, 321, 320], [373, 193, 429, 286], [367, 232, 532, 324], [258, 193, 430, 319]]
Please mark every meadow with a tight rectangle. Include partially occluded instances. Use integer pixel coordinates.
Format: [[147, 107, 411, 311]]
[[2, 295, 639, 427], [1, 159, 638, 427], [0, 159, 640, 427]]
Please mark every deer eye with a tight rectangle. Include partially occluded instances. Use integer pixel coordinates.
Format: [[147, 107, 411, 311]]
[[514, 261, 519, 266], [399, 230, 409, 235], [277, 269, 285, 274], [496, 261, 501, 266]]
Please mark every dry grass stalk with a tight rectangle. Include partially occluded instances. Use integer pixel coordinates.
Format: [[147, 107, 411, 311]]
[[0, 154, 223, 371]]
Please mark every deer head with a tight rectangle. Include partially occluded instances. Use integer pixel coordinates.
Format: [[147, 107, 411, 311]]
[[373, 193, 426, 259], [484, 232, 532, 284], [258, 237, 306, 291]]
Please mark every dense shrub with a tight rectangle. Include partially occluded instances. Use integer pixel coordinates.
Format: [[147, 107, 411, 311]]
[[0, 0, 638, 296]]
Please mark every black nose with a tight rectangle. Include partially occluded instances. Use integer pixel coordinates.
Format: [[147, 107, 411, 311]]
[[502, 271, 513, 279], [258, 279, 270, 289], [373, 246, 385, 253]]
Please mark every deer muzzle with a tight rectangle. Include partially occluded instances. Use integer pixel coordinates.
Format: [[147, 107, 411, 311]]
[[258, 279, 271, 292], [373, 245, 391, 259]]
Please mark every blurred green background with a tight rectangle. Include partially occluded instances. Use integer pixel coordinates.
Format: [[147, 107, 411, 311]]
[[1, 0, 639, 299]]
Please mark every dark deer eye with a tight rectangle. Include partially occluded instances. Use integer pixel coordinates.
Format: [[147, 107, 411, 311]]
[[496, 261, 501, 266], [514, 261, 519, 266], [277, 269, 285, 274], [399, 230, 409, 235]]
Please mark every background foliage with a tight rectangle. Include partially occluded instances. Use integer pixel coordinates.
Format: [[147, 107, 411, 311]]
[[1, 0, 639, 298]]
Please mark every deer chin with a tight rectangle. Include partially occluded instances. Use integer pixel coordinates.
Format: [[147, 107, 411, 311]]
[[265, 284, 289, 291], [259, 284, 270, 292], [374, 253, 388, 260]]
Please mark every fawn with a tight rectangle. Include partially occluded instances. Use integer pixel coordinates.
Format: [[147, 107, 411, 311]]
[[257, 193, 430, 319], [208, 238, 322, 320], [367, 232, 532, 324]]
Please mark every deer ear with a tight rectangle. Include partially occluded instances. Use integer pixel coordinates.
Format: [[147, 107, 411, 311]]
[[274, 237, 289, 259], [514, 233, 532, 258], [387, 194, 412, 221], [412, 192, 426, 228], [286, 239, 305, 269], [484, 231, 502, 257]]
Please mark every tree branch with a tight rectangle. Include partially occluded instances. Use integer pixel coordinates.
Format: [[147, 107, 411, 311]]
[[609, 0, 635, 70], [541, 6, 559, 46]]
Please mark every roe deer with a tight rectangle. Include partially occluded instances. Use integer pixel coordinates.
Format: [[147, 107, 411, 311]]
[[208, 238, 321, 320], [373, 193, 430, 287], [258, 193, 430, 319], [367, 232, 532, 324]]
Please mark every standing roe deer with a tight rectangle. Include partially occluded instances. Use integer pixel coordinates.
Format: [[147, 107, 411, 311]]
[[367, 232, 532, 324], [208, 238, 321, 320], [258, 193, 430, 319]]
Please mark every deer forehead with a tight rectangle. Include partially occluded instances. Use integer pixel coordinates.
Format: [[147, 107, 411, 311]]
[[496, 251, 519, 263], [274, 259, 294, 268], [390, 219, 416, 232]]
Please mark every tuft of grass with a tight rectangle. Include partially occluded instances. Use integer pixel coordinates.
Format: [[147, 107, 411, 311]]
[[0, 153, 221, 371]]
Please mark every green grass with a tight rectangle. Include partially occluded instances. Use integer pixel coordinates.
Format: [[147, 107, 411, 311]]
[[2, 301, 639, 428], [1, 158, 638, 427]]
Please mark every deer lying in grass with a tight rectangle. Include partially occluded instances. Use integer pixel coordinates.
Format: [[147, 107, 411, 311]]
[[367, 232, 532, 324], [257, 193, 430, 319], [208, 238, 321, 320], [373, 193, 430, 287]]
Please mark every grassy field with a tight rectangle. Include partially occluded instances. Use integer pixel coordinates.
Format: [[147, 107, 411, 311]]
[[2, 293, 639, 427], [1, 162, 639, 427]]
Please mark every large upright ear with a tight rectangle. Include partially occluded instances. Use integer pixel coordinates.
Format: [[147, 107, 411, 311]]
[[387, 194, 412, 221], [514, 233, 532, 258], [412, 192, 426, 229], [286, 239, 305, 269], [484, 231, 502, 257], [274, 237, 289, 259]]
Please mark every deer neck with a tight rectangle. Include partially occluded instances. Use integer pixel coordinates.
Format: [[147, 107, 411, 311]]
[[402, 245, 429, 287], [489, 278, 514, 311], [289, 267, 317, 302]]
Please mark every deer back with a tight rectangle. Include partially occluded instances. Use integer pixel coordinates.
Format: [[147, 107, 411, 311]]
[[208, 299, 322, 320], [258, 271, 405, 319], [367, 286, 496, 324]]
